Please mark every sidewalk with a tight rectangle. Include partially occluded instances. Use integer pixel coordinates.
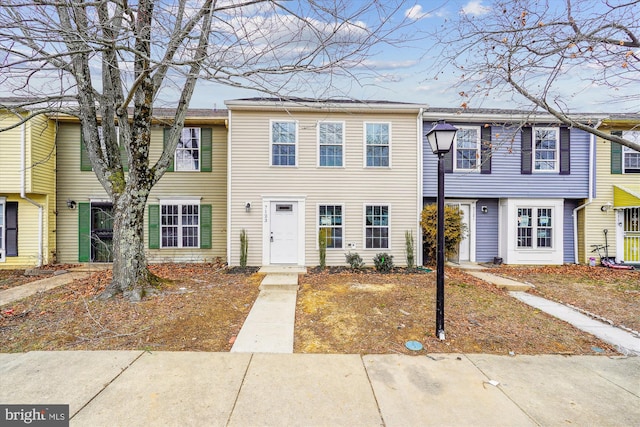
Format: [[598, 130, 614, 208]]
[[1, 350, 638, 426]]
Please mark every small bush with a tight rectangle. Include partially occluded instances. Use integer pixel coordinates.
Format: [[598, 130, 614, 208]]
[[345, 252, 365, 269], [240, 229, 248, 268], [405, 230, 415, 268], [373, 253, 394, 273], [318, 228, 328, 269], [421, 204, 467, 263]]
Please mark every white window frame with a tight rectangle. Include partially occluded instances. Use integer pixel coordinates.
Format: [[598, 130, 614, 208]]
[[174, 127, 201, 172], [160, 199, 201, 249], [364, 122, 391, 168], [622, 131, 640, 173], [318, 121, 345, 168], [0, 197, 5, 262], [364, 204, 390, 249], [516, 206, 554, 249], [270, 120, 298, 167], [453, 126, 481, 172], [318, 204, 344, 249], [533, 127, 559, 172]]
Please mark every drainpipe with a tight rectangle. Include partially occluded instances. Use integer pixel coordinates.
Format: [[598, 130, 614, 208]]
[[417, 107, 424, 267], [572, 120, 601, 264], [19, 116, 44, 267]]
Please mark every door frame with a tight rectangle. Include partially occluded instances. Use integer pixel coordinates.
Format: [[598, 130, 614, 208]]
[[261, 196, 306, 266], [447, 199, 477, 263]]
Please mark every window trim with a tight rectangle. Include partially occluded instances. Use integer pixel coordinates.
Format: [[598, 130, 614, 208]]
[[622, 131, 640, 173], [159, 199, 201, 249], [533, 127, 559, 173], [317, 121, 345, 168], [363, 122, 391, 168], [364, 203, 390, 250], [453, 125, 481, 172], [270, 119, 298, 167], [516, 206, 554, 250], [174, 127, 202, 172], [317, 203, 344, 250]]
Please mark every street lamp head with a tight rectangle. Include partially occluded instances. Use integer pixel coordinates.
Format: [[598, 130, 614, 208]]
[[426, 120, 458, 155]]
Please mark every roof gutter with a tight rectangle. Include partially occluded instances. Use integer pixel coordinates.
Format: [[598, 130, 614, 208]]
[[18, 115, 44, 267], [573, 120, 602, 264]]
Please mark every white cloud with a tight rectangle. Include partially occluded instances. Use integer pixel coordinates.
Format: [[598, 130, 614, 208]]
[[404, 5, 431, 21], [361, 59, 419, 69], [461, 1, 490, 16]]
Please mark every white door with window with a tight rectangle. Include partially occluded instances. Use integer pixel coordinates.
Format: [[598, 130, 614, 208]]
[[270, 202, 299, 264], [458, 204, 471, 262]]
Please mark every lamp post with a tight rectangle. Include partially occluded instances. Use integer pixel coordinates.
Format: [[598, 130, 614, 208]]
[[426, 120, 458, 340]]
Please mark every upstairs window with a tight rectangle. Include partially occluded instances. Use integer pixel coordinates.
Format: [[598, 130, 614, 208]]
[[623, 131, 640, 173], [175, 127, 201, 171], [534, 128, 558, 172], [365, 123, 390, 167], [271, 121, 297, 166], [454, 126, 480, 171], [319, 122, 344, 167]]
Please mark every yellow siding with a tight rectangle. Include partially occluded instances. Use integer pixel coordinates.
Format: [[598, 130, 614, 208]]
[[0, 114, 23, 191], [583, 130, 639, 262], [55, 122, 227, 263], [28, 116, 57, 194], [228, 108, 421, 267]]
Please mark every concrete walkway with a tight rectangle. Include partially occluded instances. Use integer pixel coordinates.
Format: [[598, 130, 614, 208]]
[[230, 266, 304, 353], [0, 351, 638, 426], [0, 271, 90, 307]]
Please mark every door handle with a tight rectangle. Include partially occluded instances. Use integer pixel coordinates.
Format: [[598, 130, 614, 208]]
[[270, 232, 274, 242]]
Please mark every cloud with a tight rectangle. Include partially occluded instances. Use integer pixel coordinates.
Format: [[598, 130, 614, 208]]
[[461, 1, 491, 16], [361, 59, 419, 70], [404, 5, 431, 21]]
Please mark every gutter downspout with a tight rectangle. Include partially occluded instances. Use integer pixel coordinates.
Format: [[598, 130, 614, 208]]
[[417, 108, 424, 267], [572, 120, 601, 264], [19, 117, 44, 267]]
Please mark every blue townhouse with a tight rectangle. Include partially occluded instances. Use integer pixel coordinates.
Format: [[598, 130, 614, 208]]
[[423, 108, 595, 265]]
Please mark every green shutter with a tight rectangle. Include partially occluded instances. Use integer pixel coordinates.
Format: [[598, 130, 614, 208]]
[[200, 204, 212, 249], [78, 202, 91, 262], [611, 131, 623, 174], [480, 126, 492, 174], [120, 141, 129, 172], [148, 204, 160, 249], [80, 133, 92, 171], [521, 127, 532, 174], [163, 129, 174, 172], [201, 128, 212, 172]]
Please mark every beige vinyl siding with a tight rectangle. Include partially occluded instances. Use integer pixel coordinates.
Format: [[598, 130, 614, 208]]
[[55, 122, 227, 263], [228, 109, 420, 267]]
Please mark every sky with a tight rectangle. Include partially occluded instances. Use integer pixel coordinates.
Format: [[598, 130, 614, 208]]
[[183, 0, 638, 114]]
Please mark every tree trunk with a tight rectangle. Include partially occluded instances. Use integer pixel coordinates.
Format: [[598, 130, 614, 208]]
[[98, 189, 155, 301]]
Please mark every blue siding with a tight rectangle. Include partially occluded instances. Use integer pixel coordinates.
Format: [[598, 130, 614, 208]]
[[475, 199, 499, 262], [563, 199, 579, 263], [423, 125, 590, 198]]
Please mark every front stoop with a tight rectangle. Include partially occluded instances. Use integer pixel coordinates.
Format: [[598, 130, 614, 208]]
[[259, 274, 299, 291]]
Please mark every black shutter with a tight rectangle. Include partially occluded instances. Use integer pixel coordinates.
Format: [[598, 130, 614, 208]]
[[444, 148, 453, 173], [6, 202, 18, 256], [559, 127, 570, 175], [481, 126, 492, 174], [521, 127, 532, 174]]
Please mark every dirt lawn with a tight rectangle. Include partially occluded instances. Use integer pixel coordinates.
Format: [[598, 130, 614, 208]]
[[0, 263, 631, 355]]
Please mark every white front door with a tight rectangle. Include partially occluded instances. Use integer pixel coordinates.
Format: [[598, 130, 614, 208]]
[[270, 202, 298, 264], [459, 204, 471, 262]]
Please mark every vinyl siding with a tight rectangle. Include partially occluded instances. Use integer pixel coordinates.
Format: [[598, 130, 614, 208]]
[[0, 114, 24, 191], [563, 199, 579, 263], [55, 122, 227, 263], [475, 198, 499, 263], [28, 116, 57, 194], [228, 108, 421, 267], [423, 125, 590, 198], [582, 129, 639, 262]]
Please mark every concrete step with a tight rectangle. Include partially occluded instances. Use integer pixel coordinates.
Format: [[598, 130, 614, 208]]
[[259, 274, 299, 291]]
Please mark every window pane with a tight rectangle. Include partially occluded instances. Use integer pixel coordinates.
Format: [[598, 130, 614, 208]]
[[535, 129, 557, 170], [319, 205, 342, 249], [365, 204, 389, 249], [366, 123, 389, 167], [517, 208, 532, 248]]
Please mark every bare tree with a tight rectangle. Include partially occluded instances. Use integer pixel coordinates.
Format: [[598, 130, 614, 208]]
[[0, 0, 411, 300], [428, 0, 640, 151]]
